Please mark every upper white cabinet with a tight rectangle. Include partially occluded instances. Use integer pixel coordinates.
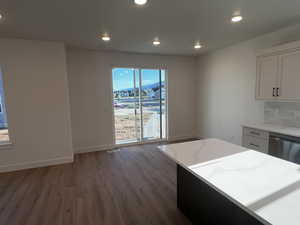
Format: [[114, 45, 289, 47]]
[[256, 40, 300, 101], [279, 50, 300, 100], [256, 55, 278, 100]]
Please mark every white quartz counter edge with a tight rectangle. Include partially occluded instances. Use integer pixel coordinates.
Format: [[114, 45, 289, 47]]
[[159, 148, 270, 225], [243, 123, 300, 138]]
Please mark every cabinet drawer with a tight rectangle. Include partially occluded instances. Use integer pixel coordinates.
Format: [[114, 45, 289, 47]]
[[243, 135, 268, 154], [243, 127, 268, 140]]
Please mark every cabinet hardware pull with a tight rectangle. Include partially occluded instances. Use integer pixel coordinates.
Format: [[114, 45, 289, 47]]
[[272, 88, 275, 97], [250, 131, 260, 136], [276, 87, 280, 97], [271, 137, 280, 142], [249, 143, 259, 148]]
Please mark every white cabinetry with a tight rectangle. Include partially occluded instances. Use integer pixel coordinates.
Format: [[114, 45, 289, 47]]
[[256, 55, 278, 100], [256, 40, 300, 101], [279, 50, 300, 100], [242, 127, 269, 154]]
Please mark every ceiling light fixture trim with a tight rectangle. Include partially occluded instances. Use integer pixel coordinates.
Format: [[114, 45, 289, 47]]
[[101, 33, 111, 42], [134, 0, 148, 6], [194, 42, 202, 49], [153, 38, 160, 46], [231, 15, 243, 23]]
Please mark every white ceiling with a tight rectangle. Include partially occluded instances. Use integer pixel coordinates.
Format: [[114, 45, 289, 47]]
[[1, 0, 300, 55]]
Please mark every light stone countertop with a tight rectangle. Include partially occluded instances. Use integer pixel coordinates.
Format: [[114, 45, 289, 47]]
[[159, 139, 300, 225], [243, 123, 300, 138]]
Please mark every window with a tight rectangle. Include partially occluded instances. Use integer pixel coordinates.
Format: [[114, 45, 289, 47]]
[[112, 68, 167, 144], [0, 68, 10, 144]]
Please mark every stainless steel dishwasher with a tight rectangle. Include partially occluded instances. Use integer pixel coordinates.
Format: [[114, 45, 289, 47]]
[[269, 133, 300, 164]]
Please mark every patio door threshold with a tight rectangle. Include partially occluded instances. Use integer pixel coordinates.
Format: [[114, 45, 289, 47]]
[[115, 138, 168, 148]]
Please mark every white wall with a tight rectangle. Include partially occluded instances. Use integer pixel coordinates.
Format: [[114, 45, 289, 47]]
[[0, 39, 73, 171], [66, 49, 197, 153], [196, 23, 300, 145], [4, 22, 300, 171]]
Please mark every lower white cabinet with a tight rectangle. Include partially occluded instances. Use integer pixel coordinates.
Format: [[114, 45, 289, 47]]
[[242, 127, 269, 154]]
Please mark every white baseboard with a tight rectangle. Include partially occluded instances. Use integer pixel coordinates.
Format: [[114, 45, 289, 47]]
[[0, 135, 200, 173], [74, 144, 115, 154], [167, 135, 200, 142], [0, 155, 74, 173]]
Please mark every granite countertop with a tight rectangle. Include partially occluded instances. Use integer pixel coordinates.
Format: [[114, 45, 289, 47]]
[[159, 139, 300, 225], [243, 123, 300, 138]]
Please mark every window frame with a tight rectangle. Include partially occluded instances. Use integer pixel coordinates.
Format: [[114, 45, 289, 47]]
[[110, 66, 169, 146], [0, 66, 13, 148]]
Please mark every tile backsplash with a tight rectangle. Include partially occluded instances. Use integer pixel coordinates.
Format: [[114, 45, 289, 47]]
[[264, 102, 300, 128]]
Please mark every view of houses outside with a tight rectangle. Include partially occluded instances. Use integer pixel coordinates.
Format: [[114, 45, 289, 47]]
[[0, 69, 9, 143], [113, 68, 166, 143]]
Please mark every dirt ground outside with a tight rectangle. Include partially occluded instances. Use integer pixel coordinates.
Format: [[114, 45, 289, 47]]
[[115, 113, 152, 141], [0, 129, 9, 142]]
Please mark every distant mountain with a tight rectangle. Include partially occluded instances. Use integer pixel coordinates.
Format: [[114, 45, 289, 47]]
[[143, 81, 165, 89], [115, 81, 165, 91]]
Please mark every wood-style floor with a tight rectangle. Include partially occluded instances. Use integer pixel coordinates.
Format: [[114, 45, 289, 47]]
[[0, 143, 192, 225]]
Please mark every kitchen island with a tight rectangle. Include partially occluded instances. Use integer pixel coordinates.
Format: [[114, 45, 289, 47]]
[[158, 139, 300, 225]]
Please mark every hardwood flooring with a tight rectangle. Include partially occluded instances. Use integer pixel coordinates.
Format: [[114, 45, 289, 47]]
[[0, 143, 192, 225]]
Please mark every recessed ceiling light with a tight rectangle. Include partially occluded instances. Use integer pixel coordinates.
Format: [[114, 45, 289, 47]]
[[0, 13, 3, 21], [231, 15, 243, 23], [134, 0, 148, 5], [153, 38, 160, 46], [194, 42, 202, 49], [101, 34, 111, 42]]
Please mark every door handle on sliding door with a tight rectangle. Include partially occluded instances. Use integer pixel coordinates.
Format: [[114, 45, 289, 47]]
[[276, 88, 280, 97]]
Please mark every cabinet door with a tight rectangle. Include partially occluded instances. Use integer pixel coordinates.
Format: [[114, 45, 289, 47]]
[[278, 50, 300, 100], [256, 55, 278, 100], [242, 135, 269, 154]]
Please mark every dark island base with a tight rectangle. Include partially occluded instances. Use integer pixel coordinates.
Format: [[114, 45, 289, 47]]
[[177, 164, 267, 225]]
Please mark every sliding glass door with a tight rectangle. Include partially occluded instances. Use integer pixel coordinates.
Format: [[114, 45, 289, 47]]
[[112, 68, 166, 144]]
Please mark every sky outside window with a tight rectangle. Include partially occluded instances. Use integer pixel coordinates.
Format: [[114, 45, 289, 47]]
[[113, 68, 165, 91]]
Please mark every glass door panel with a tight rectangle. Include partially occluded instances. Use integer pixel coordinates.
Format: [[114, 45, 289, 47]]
[[141, 69, 161, 140], [112, 68, 167, 144], [113, 68, 139, 144]]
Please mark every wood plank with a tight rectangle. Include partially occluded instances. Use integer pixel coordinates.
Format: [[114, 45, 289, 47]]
[[0, 143, 192, 225]]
